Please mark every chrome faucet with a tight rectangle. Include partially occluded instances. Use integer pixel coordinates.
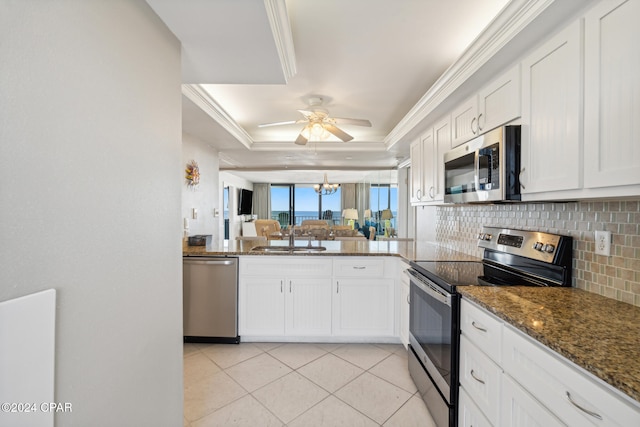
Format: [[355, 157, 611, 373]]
[[288, 225, 295, 246]]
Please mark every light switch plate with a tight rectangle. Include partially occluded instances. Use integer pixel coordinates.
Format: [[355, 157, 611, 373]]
[[595, 230, 612, 256]]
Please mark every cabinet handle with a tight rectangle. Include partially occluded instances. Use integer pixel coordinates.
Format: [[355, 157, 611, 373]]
[[280, 280, 283, 293], [289, 280, 292, 293], [353, 266, 366, 270], [336, 281, 339, 294], [472, 321, 487, 332], [429, 186, 435, 199], [407, 294, 410, 304], [416, 189, 421, 200], [470, 369, 485, 385], [471, 117, 477, 134], [477, 113, 483, 131], [519, 167, 526, 190], [566, 392, 603, 420]]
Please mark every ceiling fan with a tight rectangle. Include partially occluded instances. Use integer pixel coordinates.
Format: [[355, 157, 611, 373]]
[[258, 97, 372, 145]]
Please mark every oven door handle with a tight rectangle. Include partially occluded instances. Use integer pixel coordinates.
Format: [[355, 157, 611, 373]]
[[407, 269, 452, 307]]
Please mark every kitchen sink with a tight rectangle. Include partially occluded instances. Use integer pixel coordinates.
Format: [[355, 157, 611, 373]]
[[250, 245, 327, 253]]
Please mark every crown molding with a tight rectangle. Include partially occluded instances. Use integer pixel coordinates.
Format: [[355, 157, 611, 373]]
[[264, 0, 297, 82], [182, 84, 254, 149], [384, 0, 554, 148]]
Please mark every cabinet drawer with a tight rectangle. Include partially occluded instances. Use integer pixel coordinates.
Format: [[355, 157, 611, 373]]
[[460, 335, 502, 425], [502, 325, 640, 426], [460, 299, 503, 363], [459, 387, 493, 427], [333, 258, 384, 277], [240, 256, 332, 277], [501, 373, 564, 427]]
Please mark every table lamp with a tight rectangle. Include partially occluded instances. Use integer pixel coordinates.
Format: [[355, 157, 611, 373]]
[[343, 208, 358, 229]]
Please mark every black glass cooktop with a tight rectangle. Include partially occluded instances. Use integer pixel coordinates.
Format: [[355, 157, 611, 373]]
[[410, 259, 561, 293], [410, 261, 484, 292]]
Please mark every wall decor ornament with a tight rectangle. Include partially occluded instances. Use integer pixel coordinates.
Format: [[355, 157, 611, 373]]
[[185, 160, 200, 187]]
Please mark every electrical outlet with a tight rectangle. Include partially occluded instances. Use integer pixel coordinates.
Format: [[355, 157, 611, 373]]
[[595, 230, 612, 256]]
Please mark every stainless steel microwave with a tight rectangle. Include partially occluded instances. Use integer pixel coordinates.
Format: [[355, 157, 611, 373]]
[[443, 125, 521, 203]]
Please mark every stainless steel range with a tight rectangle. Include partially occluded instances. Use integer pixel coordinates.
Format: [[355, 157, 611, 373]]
[[407, 226, 573, 427]]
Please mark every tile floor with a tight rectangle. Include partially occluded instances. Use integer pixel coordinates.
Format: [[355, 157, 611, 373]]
[[183, 342, 437, 426]]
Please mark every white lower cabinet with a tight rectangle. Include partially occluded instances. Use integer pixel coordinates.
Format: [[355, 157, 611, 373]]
[[459, 335, 502, 425], [502, 324, 640, 426], [460, 298, 640, 427], [398, 263, 410, 348], [239, 257, 332, 337], [241, 276, 286, 335], [239, 256, 396, 341], [332, 277, 394, 337], [500, 374, 564, 427], [459, 387, 492, 427]]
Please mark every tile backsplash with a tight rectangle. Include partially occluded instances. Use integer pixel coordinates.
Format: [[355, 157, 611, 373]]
[[435, 200, 640, 307]]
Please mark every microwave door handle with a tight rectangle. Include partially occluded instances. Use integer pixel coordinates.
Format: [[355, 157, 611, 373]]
[[474, 150, 480, 191]]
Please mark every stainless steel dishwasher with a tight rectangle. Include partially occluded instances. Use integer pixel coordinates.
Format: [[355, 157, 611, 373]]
[[183, 256, 240, 344]]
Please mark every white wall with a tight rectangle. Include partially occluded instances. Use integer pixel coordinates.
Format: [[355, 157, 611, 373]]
[[182, 133, 220, 240], [0, 2, 183, 426]]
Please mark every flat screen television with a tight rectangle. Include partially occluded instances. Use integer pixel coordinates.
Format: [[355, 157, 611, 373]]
[[238, 188, 253, 215]]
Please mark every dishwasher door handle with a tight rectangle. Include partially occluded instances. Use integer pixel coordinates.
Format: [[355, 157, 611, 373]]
[[184, 260, 235, 266]]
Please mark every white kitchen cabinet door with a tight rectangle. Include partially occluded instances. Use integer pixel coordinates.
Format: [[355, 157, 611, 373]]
[[409, 137, 423, 203], [332, 278, 394, 337], [410, 121, 448, 205], [520, 20, 582, 195], [501, 374, 566, 427], [584, 0, 640, 189], [432, 116, 451, 201], [398, 267, 410, 348], [285, 277, 332, 336], [452, 95, 479, 147], [478, 64, 521, 134], [451, 65, 521, 149], [239, 277, 285, 336], [421, 127, 436, 202]]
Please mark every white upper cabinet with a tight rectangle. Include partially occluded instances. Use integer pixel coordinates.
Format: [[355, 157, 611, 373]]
[[452, 64, 521, 147], [584, 0, 640, 189], [452, 96, 478, 147], [409, 117, 451, 206], [409, 136, 423, 204], [432, 117, 452, 201], [478, 64, 521, 137], [421, 128, 436, 202], [520, 19, 582, 196]]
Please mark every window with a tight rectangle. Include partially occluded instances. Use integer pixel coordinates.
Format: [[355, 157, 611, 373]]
[[270, 184, 341, 226], [370, 184, 398, 235]]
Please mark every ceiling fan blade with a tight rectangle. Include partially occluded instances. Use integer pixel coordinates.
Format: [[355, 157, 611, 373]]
[[324, 124, 353, 142], [294, 128, 308, 145], [331, 117, 372, 127], [257, 120, 299, 128]]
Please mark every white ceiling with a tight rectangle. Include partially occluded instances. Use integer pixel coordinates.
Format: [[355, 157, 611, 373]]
[[147, 0, 512, 183]]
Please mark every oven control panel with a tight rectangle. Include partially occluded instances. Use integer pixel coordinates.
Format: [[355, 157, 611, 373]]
[[477, 226, 565, 263]]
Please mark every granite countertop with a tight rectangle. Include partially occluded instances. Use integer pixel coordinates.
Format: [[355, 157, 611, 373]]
[[459, 286, 640, 403], [183, 239, 480, 262]]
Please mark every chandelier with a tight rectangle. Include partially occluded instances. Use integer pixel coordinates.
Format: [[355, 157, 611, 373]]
[[314, 173, 340, 195]]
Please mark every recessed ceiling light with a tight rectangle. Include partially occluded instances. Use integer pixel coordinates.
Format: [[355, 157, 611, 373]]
[[345, 156, 353, 160]]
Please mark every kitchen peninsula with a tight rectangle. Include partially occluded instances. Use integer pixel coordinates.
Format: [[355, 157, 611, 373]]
[[183, 239, 479, 261], [182, 239, 640, 418]]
